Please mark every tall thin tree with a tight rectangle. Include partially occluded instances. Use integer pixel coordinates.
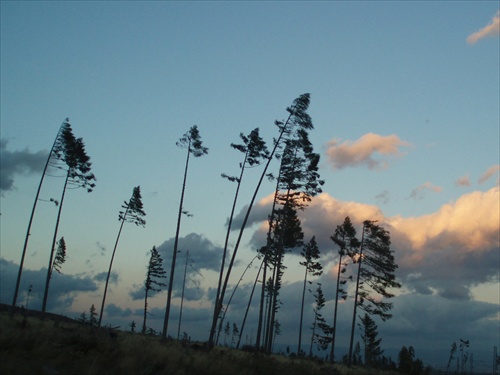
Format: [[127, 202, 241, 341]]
[[142, 246, 167, 334], [12, 120, 68, 311], [162, 125, 208, 341], [298, 236, 322, 355], [98, 186, 146, 327], [348, 220, 400, 365], [330, 216, 360, 362], [209, 128, 268, 347], [42, 125, 96, 316]]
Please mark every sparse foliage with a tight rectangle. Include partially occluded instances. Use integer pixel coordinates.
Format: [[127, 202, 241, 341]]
[[298, 236, 322, 355], [99, 186, 146, 327], [359, 313, 383, 367], [142, 246, 167, 334], [163, 125, 208, 341], [52, 237, 67, 274]]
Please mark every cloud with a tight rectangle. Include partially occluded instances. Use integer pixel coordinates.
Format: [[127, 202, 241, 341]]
[[455, 175, 471, 187], [0, 258, 98, 312], [409, 182, 443, 200], [325, 133, 411, 170], [0, 139, 48, 192], [94, 271, 119, 284], [478, 164, 500, 184], [242, 186, 499, 301], [466, 11, 500, 45]]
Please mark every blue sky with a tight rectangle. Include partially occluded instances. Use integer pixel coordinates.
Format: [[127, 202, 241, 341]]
[[1, 1, 499, 371]]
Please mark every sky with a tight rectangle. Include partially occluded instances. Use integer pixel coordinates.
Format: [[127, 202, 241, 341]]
[[1, 1, 499, 371]]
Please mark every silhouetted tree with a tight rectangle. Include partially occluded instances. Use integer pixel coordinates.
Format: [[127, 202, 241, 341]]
[[13, 119, 68, 311], [261, 126, 324, 353], [42, 124, 96, 316], [348, 220, 400, 365], [209, 128, 269, 347], [359, 313, 383, 367], [99, 186, 146, 327], [309, 283, 331, 355], [330, 217, 360, 362], [298, 236, 322, 355], [205, 94, 313, 350], [52, 237, 67, 274], [142, 246, 167, 334], [162, 125, 208, 341]]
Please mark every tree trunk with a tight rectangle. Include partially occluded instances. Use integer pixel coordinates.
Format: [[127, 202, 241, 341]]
[[177, 250, 189, 339], [12, 122, 64, 311], [41, 170, 69, 317], [330, 253, 344, 362], [348, 224, 366, 366], [162, 141, 191, 341], [98, 205, 129, 327], [298, 266, 308, 355]]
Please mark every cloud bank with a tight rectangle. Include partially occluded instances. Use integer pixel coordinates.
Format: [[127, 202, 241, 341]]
[[467, 11, 500, 45], [0, 139, 48, 192], [325, 133, 411, 170]]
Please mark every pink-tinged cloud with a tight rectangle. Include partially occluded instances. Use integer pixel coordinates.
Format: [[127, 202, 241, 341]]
[[455, 175, 471, 187], [467, 11, 500, 45], [325, 133, 411, 170], [242, 186, 499, 299], [478, 164, 500, 184], [409, 182, 443, 200]]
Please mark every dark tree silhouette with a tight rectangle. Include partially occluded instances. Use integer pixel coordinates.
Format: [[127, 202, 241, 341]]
[[12, 119, 68, 311], [298, 236, 322, 355], [330, 216, 360, 362], [42, 123, 96, 316], [142, 246, 167, 334], [208, 128, 268, 347], [52, 237, 67, 274], [358, 313, 383, 367], [260, 126, 324, 353], [309, 283, 331, 355], [348, 220, 400, 365], [162, 125, 208, 341], [98, 186, 146, 327]]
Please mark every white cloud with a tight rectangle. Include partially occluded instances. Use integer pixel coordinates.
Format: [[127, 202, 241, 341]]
[[325, 133, 411, 170], [467, 11, 500, 45]]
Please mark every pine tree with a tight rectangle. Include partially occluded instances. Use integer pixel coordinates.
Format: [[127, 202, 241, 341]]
[[309, 284, 332, 355], [348, 220, 400, 365], [209, 128, 268, 347], [359, 313, 383, 367], [298, 236, 322, 355], [13, 120, 68, 311], [42, 123, 96, 316], [330, 217, 360, 362], [142, 246, 167, 334], [162, 125, 208, 341], [99, 186, 146, 327], [52, 237, 67, 274]]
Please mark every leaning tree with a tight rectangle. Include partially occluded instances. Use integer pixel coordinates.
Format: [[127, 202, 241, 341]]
[[208, 128, 269, 347], [12, 119, 68, 311], [142, 245, 167, 334], [41, 124, 96, 316], [162, 125, 208, 341], [98, 186, 146, 327], [330, 216, 360, 362], [348, 220, 401, 366]]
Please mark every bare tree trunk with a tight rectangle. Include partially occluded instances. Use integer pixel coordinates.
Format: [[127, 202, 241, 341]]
[[12, 122, 64, 312], [142, 288, 149, 334], [177, 250, 189, 339], [162, 142, 191, 341], [41, 170, 69, 317], [348, 225, 366, 366], [298, 266, 308, 355], [98, 206, 129, 327], [330, 253, 344, 362]]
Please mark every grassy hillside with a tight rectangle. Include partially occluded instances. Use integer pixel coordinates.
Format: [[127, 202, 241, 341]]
[[0, 308, 399, 375]]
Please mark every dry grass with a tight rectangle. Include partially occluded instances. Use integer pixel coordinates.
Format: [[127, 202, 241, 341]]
[[0, 311, 399, 375]]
